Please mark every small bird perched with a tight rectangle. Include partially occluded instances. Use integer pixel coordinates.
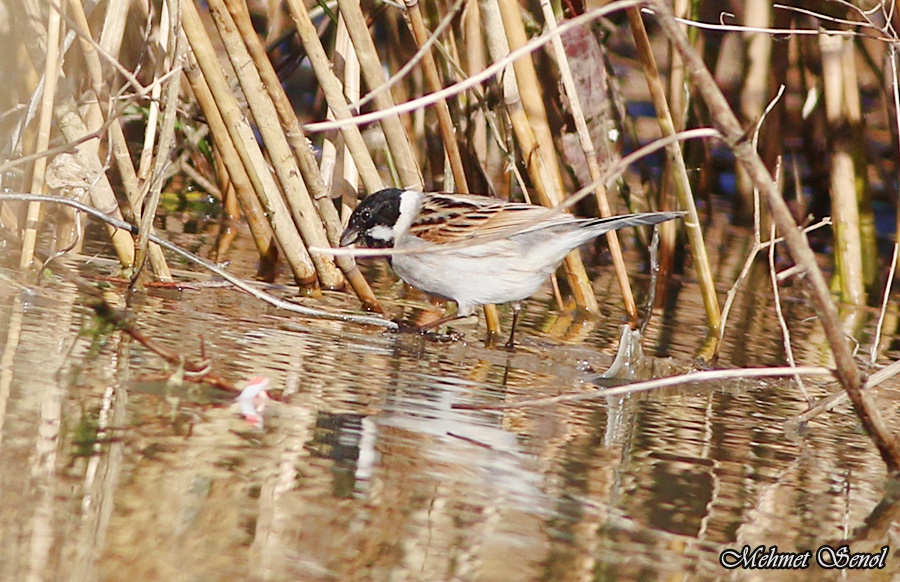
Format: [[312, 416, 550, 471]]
[[340, 188, 684, 346]]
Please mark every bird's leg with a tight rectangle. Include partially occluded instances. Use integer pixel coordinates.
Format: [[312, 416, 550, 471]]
[[396, 309, 470, 341], [504, 303, 522, 350], [418, 311, 466, 332]]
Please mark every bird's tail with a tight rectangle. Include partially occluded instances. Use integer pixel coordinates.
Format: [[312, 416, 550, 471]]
[[585, 211, 686, 235]]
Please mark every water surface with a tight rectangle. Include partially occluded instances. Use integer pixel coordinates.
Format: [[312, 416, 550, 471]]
[[1, 223, 898, 581]]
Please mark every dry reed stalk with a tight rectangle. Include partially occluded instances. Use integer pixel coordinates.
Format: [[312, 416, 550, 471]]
[[478, 0, 599, 316], [403, 0, 469, 192], [381, 15, 421, 169], [870, 244, 899, 365], [283, 0, 385, 194], [626, 7, 720, 339], [464, 1, 487, 165], [182, 0, 318, 286], [336, 12, 360, 227], [318, 108, 345, 222], [137, 2, 165, 183], [336, 0, 423, 189], [331, 16, 360, 226], [463, 0, 514, 199], [208, 0, 344, 289], [54, 96, 136, 268], [12, 0, 135, 270], [174, 60, 282, 275], [735, 0, 773, 225], [889, 43, 900, 283], [221, 0, 383, 309], [132, 0, 186, 281], [332, 23, 385, 310], [97, 0, 130, 62], [134, 0, 185, 282], [769, 212, 811, 403], [648, 0, 900, 473], [65, 0, 172, 280], [655, 0, 687, 305], [538, 0, 644, 325], [668, 0, 688, 128], [19, 5, 61, 270], [820, 33, 865, 306], [840, 34, 877, 289], [495, 0, 564, 198]]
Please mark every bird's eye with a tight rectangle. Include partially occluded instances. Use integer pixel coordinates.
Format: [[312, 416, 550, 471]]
[[360, 209, 371, 220]]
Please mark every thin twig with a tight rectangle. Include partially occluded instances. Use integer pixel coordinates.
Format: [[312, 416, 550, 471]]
[[351, 0, 462, 113], [769, 216, 811, 403], [134, 0, 184, 282], [666, 11, 867, 38], [870, 243, 899, 365], [0, 68, 181, 176], [719, 219, 831, 342], [454, 366, 834, 410], [794, 359, 900, 424]]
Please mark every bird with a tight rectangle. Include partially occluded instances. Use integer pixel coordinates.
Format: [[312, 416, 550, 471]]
[[339, 188, 685, 347]]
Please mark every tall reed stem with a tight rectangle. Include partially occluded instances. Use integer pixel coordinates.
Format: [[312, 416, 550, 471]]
[[208, 0, 344, 289], [20, 5, 61, 270], [336, 0, 423, 189], [183, 0, 319, 286], [627, 7, 720, 339], [538, 0, 642, 325], [222, 0, 383, 309], [480, 0, 599, 315], [283, 0, 385, 194]]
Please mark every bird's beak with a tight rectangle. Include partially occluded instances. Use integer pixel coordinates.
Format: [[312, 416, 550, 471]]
[[339, 225, 359, 247]]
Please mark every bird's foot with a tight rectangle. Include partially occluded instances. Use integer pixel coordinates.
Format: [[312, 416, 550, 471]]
[[484, 331, 516, 351], [391, 319, 464, 342], [391, 319, 421, 334], [421, 329, 464, 342]]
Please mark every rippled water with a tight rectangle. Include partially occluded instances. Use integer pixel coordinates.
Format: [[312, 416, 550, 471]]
[[1, 221, 899, 581]]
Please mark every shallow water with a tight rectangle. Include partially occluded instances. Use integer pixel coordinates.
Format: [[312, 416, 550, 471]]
[[1, 221, 900, 581]]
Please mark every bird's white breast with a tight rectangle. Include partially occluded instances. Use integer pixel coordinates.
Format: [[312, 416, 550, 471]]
[[390, 235, 557, 316]]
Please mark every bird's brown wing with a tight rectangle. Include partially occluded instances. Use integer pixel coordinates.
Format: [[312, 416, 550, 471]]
[[409, 193, 578, 244]]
